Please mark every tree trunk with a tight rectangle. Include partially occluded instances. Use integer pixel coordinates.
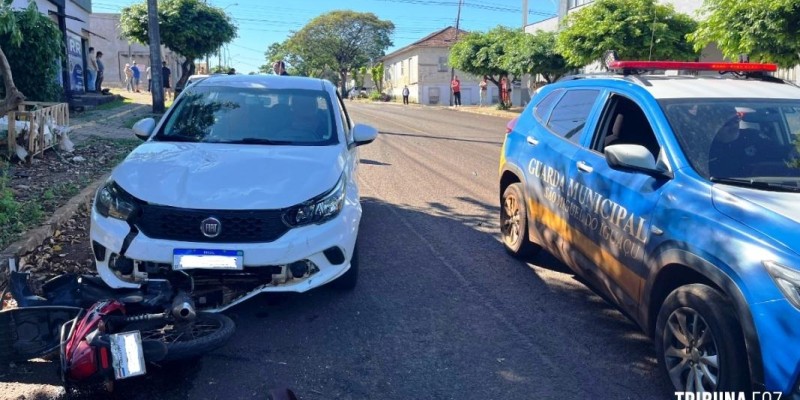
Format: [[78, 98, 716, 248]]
[[0, 45, 25, 116], [178, 59, 194, 90], [339, 70, 348, 97]]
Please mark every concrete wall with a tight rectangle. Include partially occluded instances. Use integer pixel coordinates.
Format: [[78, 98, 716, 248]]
[[90, 13, 183, 87]]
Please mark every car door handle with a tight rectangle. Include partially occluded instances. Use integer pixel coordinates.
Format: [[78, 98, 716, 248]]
[[577, 161, 593, 173], [526, 136, 539, 146]]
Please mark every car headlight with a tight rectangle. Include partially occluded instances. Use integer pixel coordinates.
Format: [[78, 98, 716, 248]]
[[283, 175, 346, 227], [764, 260, 800, 309], [95, 181, 140, 221]]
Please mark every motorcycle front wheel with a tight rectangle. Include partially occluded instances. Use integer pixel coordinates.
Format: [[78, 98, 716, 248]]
[[138, 312, 235, 361]]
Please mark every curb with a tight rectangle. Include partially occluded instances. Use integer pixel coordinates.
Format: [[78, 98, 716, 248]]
[[0, 173, 109, 272]]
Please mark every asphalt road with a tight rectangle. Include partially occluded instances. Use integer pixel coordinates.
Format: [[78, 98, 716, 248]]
[[4, 103, 673, 399]]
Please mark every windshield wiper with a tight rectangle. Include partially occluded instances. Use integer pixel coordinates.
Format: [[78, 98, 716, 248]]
[[214, 138, 296, 145], [710, 177, 800, 192]]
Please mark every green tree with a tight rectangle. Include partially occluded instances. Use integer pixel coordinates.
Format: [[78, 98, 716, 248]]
[[354, 65, 367, 90], [556, 0, 698, 67], [449, 26, 514, 98], [689, 0, 800, 68], [284, 10, 394, 94], [502, 30, 573, 83], [369, 63, 383, 92], [120, 0, 237, 89], [0, 0, 29, 115]]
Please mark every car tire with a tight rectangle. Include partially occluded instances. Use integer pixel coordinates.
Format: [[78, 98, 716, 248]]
[[330, 244, 359, 291], [500, 183, 540, 258], [655, 284, 750, 392]]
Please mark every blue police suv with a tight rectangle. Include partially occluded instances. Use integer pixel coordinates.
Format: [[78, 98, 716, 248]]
[[499, 60, 800, 395]]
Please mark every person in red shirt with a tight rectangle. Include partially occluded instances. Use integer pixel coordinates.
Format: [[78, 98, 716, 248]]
[[451, 76, 461, 107]]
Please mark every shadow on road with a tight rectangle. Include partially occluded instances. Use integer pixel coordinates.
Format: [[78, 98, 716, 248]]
[[380, 131, 503, 146]]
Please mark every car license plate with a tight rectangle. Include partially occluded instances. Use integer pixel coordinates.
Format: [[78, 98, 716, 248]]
[[109, 331, 146, 380], [172, 249, 244, 270]]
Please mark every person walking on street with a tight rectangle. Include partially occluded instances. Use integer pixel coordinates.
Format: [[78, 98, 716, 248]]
[[146, 65, 152, 92], [86, 47, 97, 92], [95, 51, 104, 93], [479, 76, 488, 107], [124, 63, 133, 92], [162, 61, 172, 100], [451, 75, 461, 107], [402, 85, 410, 105], [131, 61, 141, 92]]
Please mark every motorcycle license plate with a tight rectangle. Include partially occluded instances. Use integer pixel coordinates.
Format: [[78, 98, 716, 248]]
[[172, 249, 244, 270], [109, 331, 146, 380]]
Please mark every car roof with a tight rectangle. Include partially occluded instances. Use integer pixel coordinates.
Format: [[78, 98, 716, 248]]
[[558, 74, 800, 100], [194, 74, 330, 91]]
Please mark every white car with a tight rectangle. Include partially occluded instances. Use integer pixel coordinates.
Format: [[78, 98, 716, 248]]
[[90, 75, 378, 311]]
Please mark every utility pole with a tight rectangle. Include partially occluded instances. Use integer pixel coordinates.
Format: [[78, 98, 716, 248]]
[[449, 0, 463, 107], [147, 0, 165, 113], [522, 0, 528, 28]]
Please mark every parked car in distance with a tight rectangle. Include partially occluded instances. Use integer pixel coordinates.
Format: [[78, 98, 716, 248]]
[[91, 75, 378, 311]]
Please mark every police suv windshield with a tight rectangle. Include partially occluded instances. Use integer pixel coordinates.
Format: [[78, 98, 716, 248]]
[[154, 86, 338, 146], [662, 99, 800, 188]]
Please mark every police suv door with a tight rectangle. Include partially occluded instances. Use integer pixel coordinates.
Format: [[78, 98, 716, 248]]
[[567, 92, 668, 312]]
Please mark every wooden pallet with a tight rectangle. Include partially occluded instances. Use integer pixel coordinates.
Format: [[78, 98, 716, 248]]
[[3, 101, 69, 162]]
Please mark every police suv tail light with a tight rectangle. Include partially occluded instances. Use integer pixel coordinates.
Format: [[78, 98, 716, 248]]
[[283, 176, 346, 227], [764, 261, 800, 309]]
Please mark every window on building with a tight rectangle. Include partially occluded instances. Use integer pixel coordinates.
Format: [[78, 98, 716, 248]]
[[568, 0, 594, 9], [438, 56, 448, 72]]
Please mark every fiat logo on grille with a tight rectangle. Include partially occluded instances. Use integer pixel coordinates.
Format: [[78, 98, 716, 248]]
[[201, 217, 221, 238]]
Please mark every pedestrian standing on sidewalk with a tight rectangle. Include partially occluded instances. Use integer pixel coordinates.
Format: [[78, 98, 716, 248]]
[[145, 65, 152, 92], [402, 85, 409, 105], [131, 61, 141, 92], [86, 47, 97, 92], [95, 51, 105, 93], [451, 75, 461, 107], [162, 61, 172, 100], [479, 76, 488, 107], [124, 63, 133, 92], [501, 76, 509, 107]]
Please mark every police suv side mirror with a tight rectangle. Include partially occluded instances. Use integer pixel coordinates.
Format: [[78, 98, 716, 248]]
[[605, 144, 673, 179]]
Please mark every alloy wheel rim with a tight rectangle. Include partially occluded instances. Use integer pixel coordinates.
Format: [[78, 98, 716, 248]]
[[502, 195, 521, 245], [663, 307, 720, 393]]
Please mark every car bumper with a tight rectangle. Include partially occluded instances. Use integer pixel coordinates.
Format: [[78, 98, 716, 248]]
[[751, 299, 800, 394], [90, 201, 361, 311]]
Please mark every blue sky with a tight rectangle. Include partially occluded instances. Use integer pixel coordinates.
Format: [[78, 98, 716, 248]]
[[92, 0, 557, 74]]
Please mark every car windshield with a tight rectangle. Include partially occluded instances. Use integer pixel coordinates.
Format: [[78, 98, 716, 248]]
[[154, 86, 338, 146], [662, 99, 800, 188]]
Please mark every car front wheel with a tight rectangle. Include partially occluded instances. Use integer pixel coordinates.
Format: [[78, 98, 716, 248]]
[[655, 284, 750, 393], [500, 183, 540, 258]]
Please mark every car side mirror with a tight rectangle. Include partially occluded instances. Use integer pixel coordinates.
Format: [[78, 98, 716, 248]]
[[605, 144, 672, 178], [352, 123, 378, 146], [132, 118, 156, 141]]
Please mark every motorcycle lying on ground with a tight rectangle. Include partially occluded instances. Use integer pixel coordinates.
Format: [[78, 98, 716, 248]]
[[1, 271, 235, 393]]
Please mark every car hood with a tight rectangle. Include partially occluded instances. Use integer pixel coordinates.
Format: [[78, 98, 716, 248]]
[[113, 142, 345, 209], [712, 185, 800, 253]]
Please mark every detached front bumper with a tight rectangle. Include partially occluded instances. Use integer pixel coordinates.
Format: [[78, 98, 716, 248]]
[[89, 202, 361, 311]]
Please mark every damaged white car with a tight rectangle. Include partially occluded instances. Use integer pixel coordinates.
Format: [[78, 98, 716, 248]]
[[89, 75, 377, 311]]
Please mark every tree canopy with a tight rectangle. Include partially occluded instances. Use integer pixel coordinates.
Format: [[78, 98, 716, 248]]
[[278, 10, 394, 94], [689, 0, 800, 68], [556, 0, 698, 66], [502, 30, 573, 83], [0, 0, 28, 115], [120, 0, 237, 87]]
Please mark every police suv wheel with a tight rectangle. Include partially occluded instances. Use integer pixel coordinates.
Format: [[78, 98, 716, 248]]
[[655, 284, 750, 393], [500, 183, 540, 258]]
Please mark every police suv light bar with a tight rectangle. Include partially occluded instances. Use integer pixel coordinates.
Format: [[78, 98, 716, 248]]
[[607, 60, 778, 73]]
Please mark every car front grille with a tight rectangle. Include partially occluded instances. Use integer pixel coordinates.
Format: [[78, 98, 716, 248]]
[[135, 205, 291, 243]]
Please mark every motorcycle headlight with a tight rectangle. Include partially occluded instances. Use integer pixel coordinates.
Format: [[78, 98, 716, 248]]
[[284, 175, 346, 227], [764, 260, 800, 309], [95, 181, 140, 221]]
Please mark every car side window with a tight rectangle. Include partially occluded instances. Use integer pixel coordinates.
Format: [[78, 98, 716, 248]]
[[546, 89, 600, 143], [336, 92, 353, 144], [533, 90, 562, 123], [592, 94, 661, 159]]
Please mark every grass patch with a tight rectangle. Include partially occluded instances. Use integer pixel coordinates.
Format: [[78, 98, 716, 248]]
[[0, 165, 45, 249], [92, 96, 134, 112], [123, 113, 162, 129]]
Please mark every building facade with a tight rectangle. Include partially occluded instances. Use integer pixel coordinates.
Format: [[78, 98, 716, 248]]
[[381, 27, 494, 106], [90, 13, 184, 88]]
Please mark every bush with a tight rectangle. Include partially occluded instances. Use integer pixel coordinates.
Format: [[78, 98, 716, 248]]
[[0, 5, 64, 102], [495, 102, 511, 110], [368, 91, 382, 101]]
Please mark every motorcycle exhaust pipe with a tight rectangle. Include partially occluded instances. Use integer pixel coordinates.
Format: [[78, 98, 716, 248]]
[[171, 291, 196, 322]]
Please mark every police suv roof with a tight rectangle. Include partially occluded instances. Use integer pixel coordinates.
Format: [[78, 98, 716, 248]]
[[643, 77, 800, 99]]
